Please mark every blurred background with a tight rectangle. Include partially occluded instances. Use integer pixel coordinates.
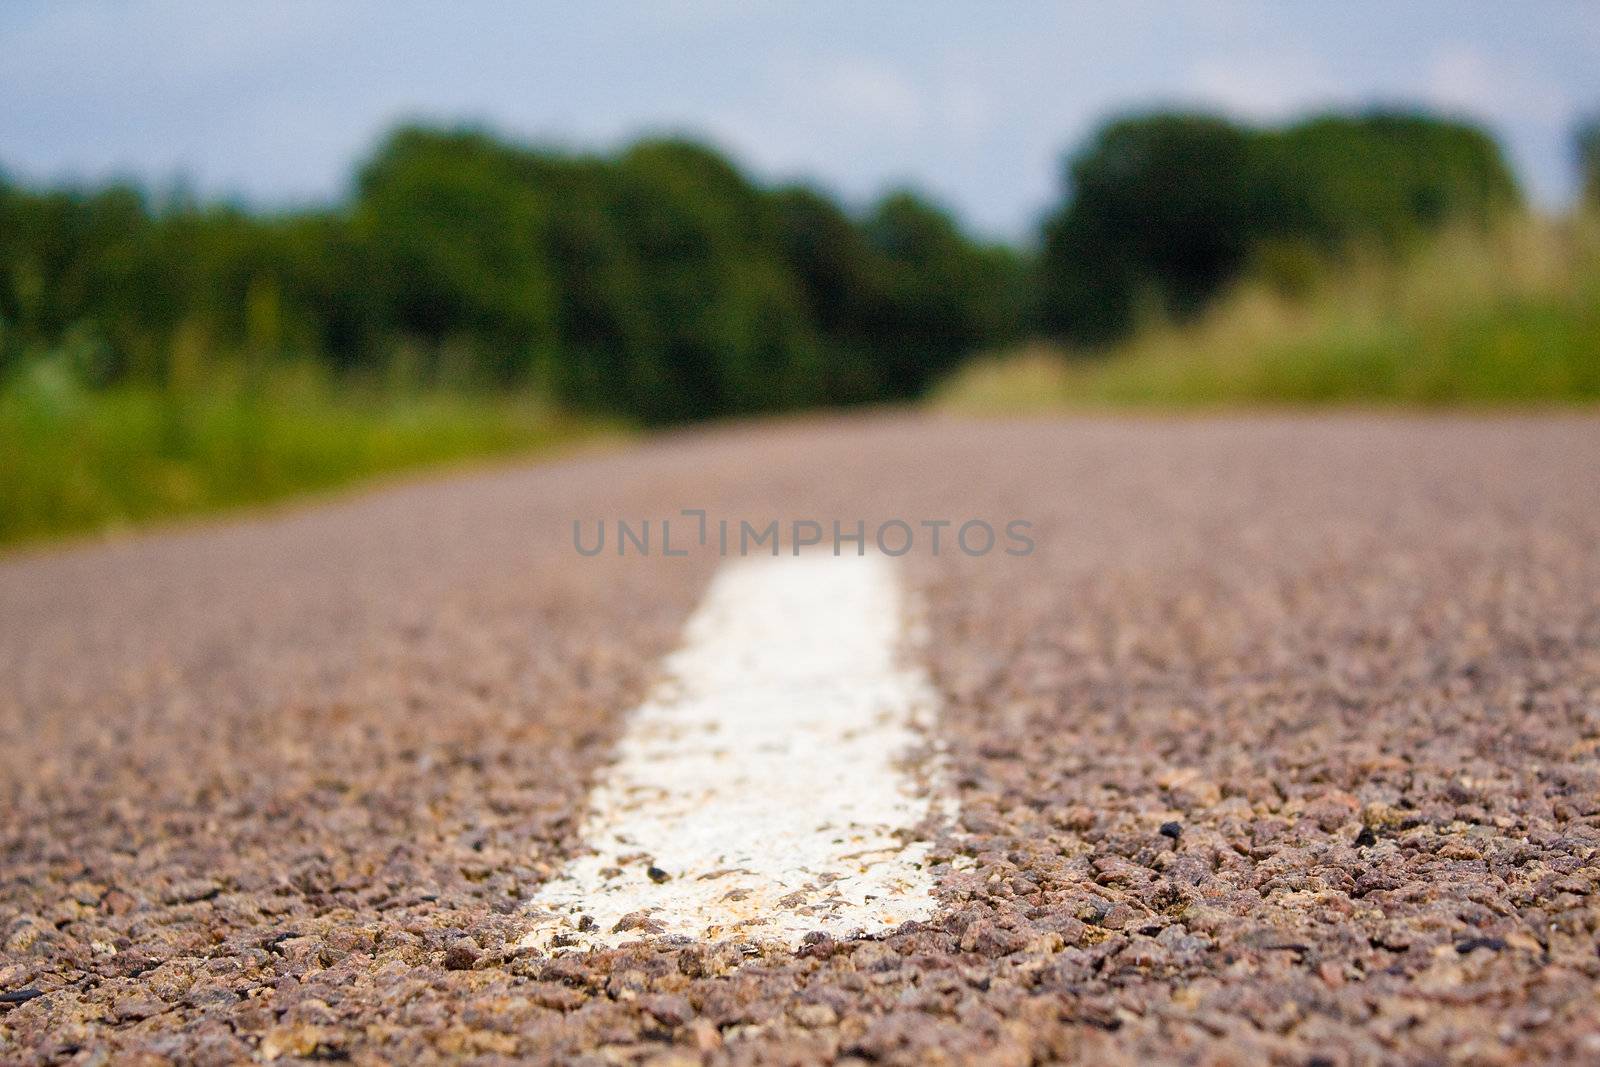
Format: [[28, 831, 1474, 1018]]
[[2, 2, 1598, 546]]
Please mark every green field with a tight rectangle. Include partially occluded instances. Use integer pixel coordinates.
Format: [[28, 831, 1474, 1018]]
[[0, 358, 612, 548], [937, 219, 1600, 412]]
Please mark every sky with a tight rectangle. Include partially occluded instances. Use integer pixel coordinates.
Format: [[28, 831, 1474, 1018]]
[[2, 2, 1598, 239]]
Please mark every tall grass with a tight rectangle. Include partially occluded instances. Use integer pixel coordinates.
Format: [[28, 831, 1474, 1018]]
[[0, 353, 613, 548], [936, 217, 1600, 412]]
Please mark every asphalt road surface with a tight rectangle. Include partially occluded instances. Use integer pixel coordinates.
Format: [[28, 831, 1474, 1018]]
[[2, 414, 1598, 1066]]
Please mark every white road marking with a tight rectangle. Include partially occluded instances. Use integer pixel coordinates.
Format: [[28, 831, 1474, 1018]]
[[520, 552, 946, 952]]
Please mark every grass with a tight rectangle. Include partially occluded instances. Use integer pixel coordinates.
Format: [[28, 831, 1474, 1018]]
[[936, 216, 1600, 413], [0, 357, 617, 549]]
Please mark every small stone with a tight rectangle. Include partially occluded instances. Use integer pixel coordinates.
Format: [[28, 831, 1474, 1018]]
[[793, 1003, 838, 1028], [687, 1019, 722, 1053], [163, 879, 222, 905], [442, 943, 479, 970], [1052, 805, 1097, 831], [531, 986, 585, 1011], [1304, 790, 1360, 831], [647, 866, 671, 884], [1159, 821, 1183, 840], [260, 1024, 334, 1061], [112, 996, 163, 1022], [640, 993, 693, 1027], [1121, 937, 1170, 970], [613, 910, 664, 935], [101, 889, 137, 915], [1353, 826, 1377, 848], [962, 921, 1028, 957]]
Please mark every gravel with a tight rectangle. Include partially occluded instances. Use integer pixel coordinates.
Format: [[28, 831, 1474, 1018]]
[[2, 413, 1597, 1065]]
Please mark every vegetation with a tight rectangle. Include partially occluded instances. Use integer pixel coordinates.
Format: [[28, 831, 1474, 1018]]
[[0, 352, 608, 547], [1, 107, 1592, 547], [938, 218, 1600, 412], [1037, 112, 1520, 343], [0, 128, 1024, 426], [0, 109, 1522, 426], [1578, 116, 1600, 208]]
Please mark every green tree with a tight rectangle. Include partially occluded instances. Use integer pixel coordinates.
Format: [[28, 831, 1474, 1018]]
[[354, 126, 561, 382], [1265, 112, 1519, 244], [1039, 114, 1265, 342], [1038, 110, 1522, 344], [863, 191, 1024, 395], [1577, 116, 1600, 209], [610, 138, 803, 421]]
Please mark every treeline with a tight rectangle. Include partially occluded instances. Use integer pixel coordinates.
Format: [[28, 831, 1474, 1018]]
[[1041, 112, 1521, 341], [0, 110, 1522, 423], [0, 131, 1025, 424]]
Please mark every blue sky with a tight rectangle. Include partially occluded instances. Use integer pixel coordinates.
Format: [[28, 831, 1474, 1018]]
[[2, 2, 1597, 238]]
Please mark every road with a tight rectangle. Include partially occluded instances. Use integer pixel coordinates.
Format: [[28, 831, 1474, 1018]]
[[2, 414, 1598, 1065]]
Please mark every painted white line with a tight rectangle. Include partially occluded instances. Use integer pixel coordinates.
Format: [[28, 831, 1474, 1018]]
[[520, 552, 945, 953]]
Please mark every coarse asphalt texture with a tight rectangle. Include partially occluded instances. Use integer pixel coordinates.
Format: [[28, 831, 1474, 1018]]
[[2, 413, 1598, 1066]]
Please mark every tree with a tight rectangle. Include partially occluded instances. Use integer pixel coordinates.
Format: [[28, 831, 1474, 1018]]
[[1037, 110, 1522, 345], [1039, 114, 1265, 343], [353, 126, 561, 382], [1264, 112, 1520, 245], [863, 191, 1025, 396], [1577, 117, 1600, 209]]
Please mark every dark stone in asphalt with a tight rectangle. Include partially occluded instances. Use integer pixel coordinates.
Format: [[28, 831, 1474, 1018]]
[[442, 942, 479, 971]]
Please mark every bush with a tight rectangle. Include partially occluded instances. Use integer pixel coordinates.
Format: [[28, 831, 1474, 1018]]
[[941, 218, 1600, 411]]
